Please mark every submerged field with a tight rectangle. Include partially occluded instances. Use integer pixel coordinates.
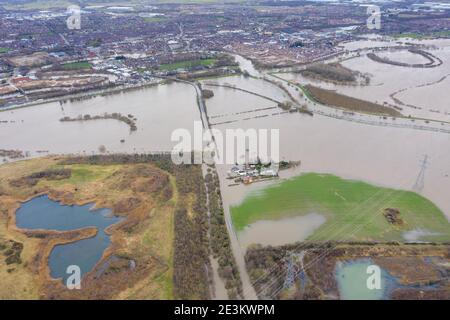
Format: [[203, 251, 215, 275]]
[[231, 173, 450, 242]]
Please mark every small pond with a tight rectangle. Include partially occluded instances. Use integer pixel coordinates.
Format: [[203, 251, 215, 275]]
[[15, 195, 121, 283]]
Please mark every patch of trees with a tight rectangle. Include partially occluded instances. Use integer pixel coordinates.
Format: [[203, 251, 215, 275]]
[[0, 149, 24, 159], [214, 54, 239, 68], [172, 165, 211, 299], [202, 89, 214, 99], [178, 69, 233, 80], [0, 239, 23, 266], [245, 245, 286, 299], [10, 168, 71, 188], [300, 63, 357, 83], [60, 112, 137, 131], [245, 243, 342, 299], [206, 169, 243, 299], [59, 153, 174, 168], [279, 160, 301, 170], [384, 208, 404, 225], [278, 101, 293, 110]]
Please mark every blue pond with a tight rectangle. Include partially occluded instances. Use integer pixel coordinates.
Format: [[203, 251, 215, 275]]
[[15, 195, 121, 282]]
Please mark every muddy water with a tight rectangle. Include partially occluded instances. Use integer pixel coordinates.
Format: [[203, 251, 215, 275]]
[[203, 75, 290, 104], [233, 54, 262, 77], [377, 50, 431, 64], [282, 39, 450, 122], [203, 80, 276, 121], [208, 87, 450, 220], [203, 54, 450, 299], [402, 228, 440, 242], [238, 213, 326, 248], [0, 82, 199, 157], [210, 257, 228, 300]]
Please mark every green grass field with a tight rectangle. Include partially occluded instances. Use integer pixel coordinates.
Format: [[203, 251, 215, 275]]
[[231, 173, 450, 242], [159, 58, 217, 71], [0, 48, 9, 54], [61, 61, 92, 70]]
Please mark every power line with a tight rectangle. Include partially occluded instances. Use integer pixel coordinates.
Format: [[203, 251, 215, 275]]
[[413, 154, 429, 192]]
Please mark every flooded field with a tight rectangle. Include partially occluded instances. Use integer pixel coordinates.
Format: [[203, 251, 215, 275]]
[[0, 82, 199, 158], [238, 213, 326, 248], [2, 49, 450, 299], [281, 39, 450, 122], [231, 172, 450, 244], [210, 91, 450, 218]]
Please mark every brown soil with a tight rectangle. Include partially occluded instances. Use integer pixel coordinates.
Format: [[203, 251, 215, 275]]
[[305, 85, 402, 117]]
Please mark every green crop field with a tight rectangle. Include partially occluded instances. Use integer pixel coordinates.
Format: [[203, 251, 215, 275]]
[[231, 173, 450, 242], [61, 61, 92, 70], [159, 58, 217, 71]]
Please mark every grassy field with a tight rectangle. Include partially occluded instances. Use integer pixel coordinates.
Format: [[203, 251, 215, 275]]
[[60, 61, 92, 70], [231, 173, 450, 242], [159, 58, 217, 71], [0, 48, 9, 54]]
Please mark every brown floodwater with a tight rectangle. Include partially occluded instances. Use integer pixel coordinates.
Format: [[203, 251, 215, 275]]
[[237, 213, 326, 248], [281, 38, 450, 122], [0, 82, 199, 158]]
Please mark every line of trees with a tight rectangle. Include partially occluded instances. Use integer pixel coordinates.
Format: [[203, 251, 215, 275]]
[[60, 112, 137, 131], [205, 167, 243, 299]]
